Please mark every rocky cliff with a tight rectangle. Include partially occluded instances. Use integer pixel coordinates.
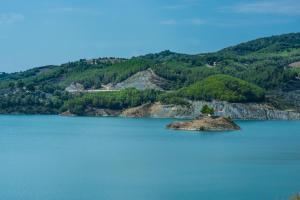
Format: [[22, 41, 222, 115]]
[[121, 102, 192, 118], [121, 101, 300, 120]]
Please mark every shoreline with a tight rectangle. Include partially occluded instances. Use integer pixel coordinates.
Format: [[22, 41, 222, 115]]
[[1, 113, 300, 121]]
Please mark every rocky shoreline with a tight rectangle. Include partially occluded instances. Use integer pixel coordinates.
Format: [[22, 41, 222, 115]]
[[167, 117, 241, 132], [121, 101, 300, 120], [61, 101, 300, 120]]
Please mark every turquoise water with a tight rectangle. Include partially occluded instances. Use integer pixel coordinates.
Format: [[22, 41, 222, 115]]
[[0, 115, 300, 200]]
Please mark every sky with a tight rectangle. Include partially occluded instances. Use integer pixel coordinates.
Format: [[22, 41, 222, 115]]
[[0, 0, 300, 72]]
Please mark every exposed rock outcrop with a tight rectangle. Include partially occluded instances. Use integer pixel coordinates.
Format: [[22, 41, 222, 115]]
[[289, 61, 300, 68], [65, 69, 170, 93], [190, 101, 300, 120], [121, 101, 300, 120], [114, 69, 169, 91], [60, 111, 76, 116], [65, 83, 84, 93], [167, 117, 240, 132], [120, 103, 153, 118], [61, 108, 121, 117], [84, 108, 122, 117], [121, 102, 192, 118]]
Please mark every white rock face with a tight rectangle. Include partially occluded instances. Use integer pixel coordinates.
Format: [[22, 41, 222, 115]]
[[121, 101, 300, 120], [64, 69, 169, 93], [190, 101, 300, 120], [65, 83, 84, 93], [289, 61, 300, 68], [114, 69, 168, 91], [121, 102, 192, 118]]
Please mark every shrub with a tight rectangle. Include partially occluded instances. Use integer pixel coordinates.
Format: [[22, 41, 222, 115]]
[[201, 105, 214, 115]]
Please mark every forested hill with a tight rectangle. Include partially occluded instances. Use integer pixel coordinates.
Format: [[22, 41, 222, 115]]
[[219, 32, 300, 55], [0, 32, 300, 114]]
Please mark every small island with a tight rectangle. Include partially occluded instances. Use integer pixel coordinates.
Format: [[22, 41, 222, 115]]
[[167, 116, 240, 132], [167, 105, 240, 132]]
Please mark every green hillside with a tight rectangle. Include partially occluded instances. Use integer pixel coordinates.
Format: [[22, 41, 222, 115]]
[[0, 32, 300, 114], [179, 75, 265, 102]]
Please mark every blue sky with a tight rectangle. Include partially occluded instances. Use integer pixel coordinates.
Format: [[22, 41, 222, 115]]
[[1, 0, 300, 72]]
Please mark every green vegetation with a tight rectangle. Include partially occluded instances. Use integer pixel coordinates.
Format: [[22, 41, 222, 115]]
[[3, 33, 300, 92], [157, 92, 191, 106], [0, 89, 70, 114], [0, 32, 299, 114], [63, 88, 192, 115], [201, 105, 215, 115], [179, 75, 265, 102], [63, 88, 161, 115], [290, 67, 300, 77]]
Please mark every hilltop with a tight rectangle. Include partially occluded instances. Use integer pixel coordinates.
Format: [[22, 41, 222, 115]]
[[0, 32, 300, 118]]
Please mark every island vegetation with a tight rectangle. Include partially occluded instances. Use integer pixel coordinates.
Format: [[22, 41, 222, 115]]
[[201, 105, 215, 116]]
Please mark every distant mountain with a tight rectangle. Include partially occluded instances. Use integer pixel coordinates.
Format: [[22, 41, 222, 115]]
[[0, 32, 300, 115]]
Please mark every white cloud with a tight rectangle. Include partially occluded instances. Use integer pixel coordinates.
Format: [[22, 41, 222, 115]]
[[49, 7, 102, 16], [160, 19, 177, 25], [0, 13, 24, 25], [222, 0, 300, 15], [160, 18, 206, 26]]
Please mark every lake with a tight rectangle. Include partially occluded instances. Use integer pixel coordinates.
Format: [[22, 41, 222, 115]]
[[0, 115, 300, 200]]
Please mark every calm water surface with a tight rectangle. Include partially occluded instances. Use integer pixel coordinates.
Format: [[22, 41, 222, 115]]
[[0, 115, 300, 200]]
